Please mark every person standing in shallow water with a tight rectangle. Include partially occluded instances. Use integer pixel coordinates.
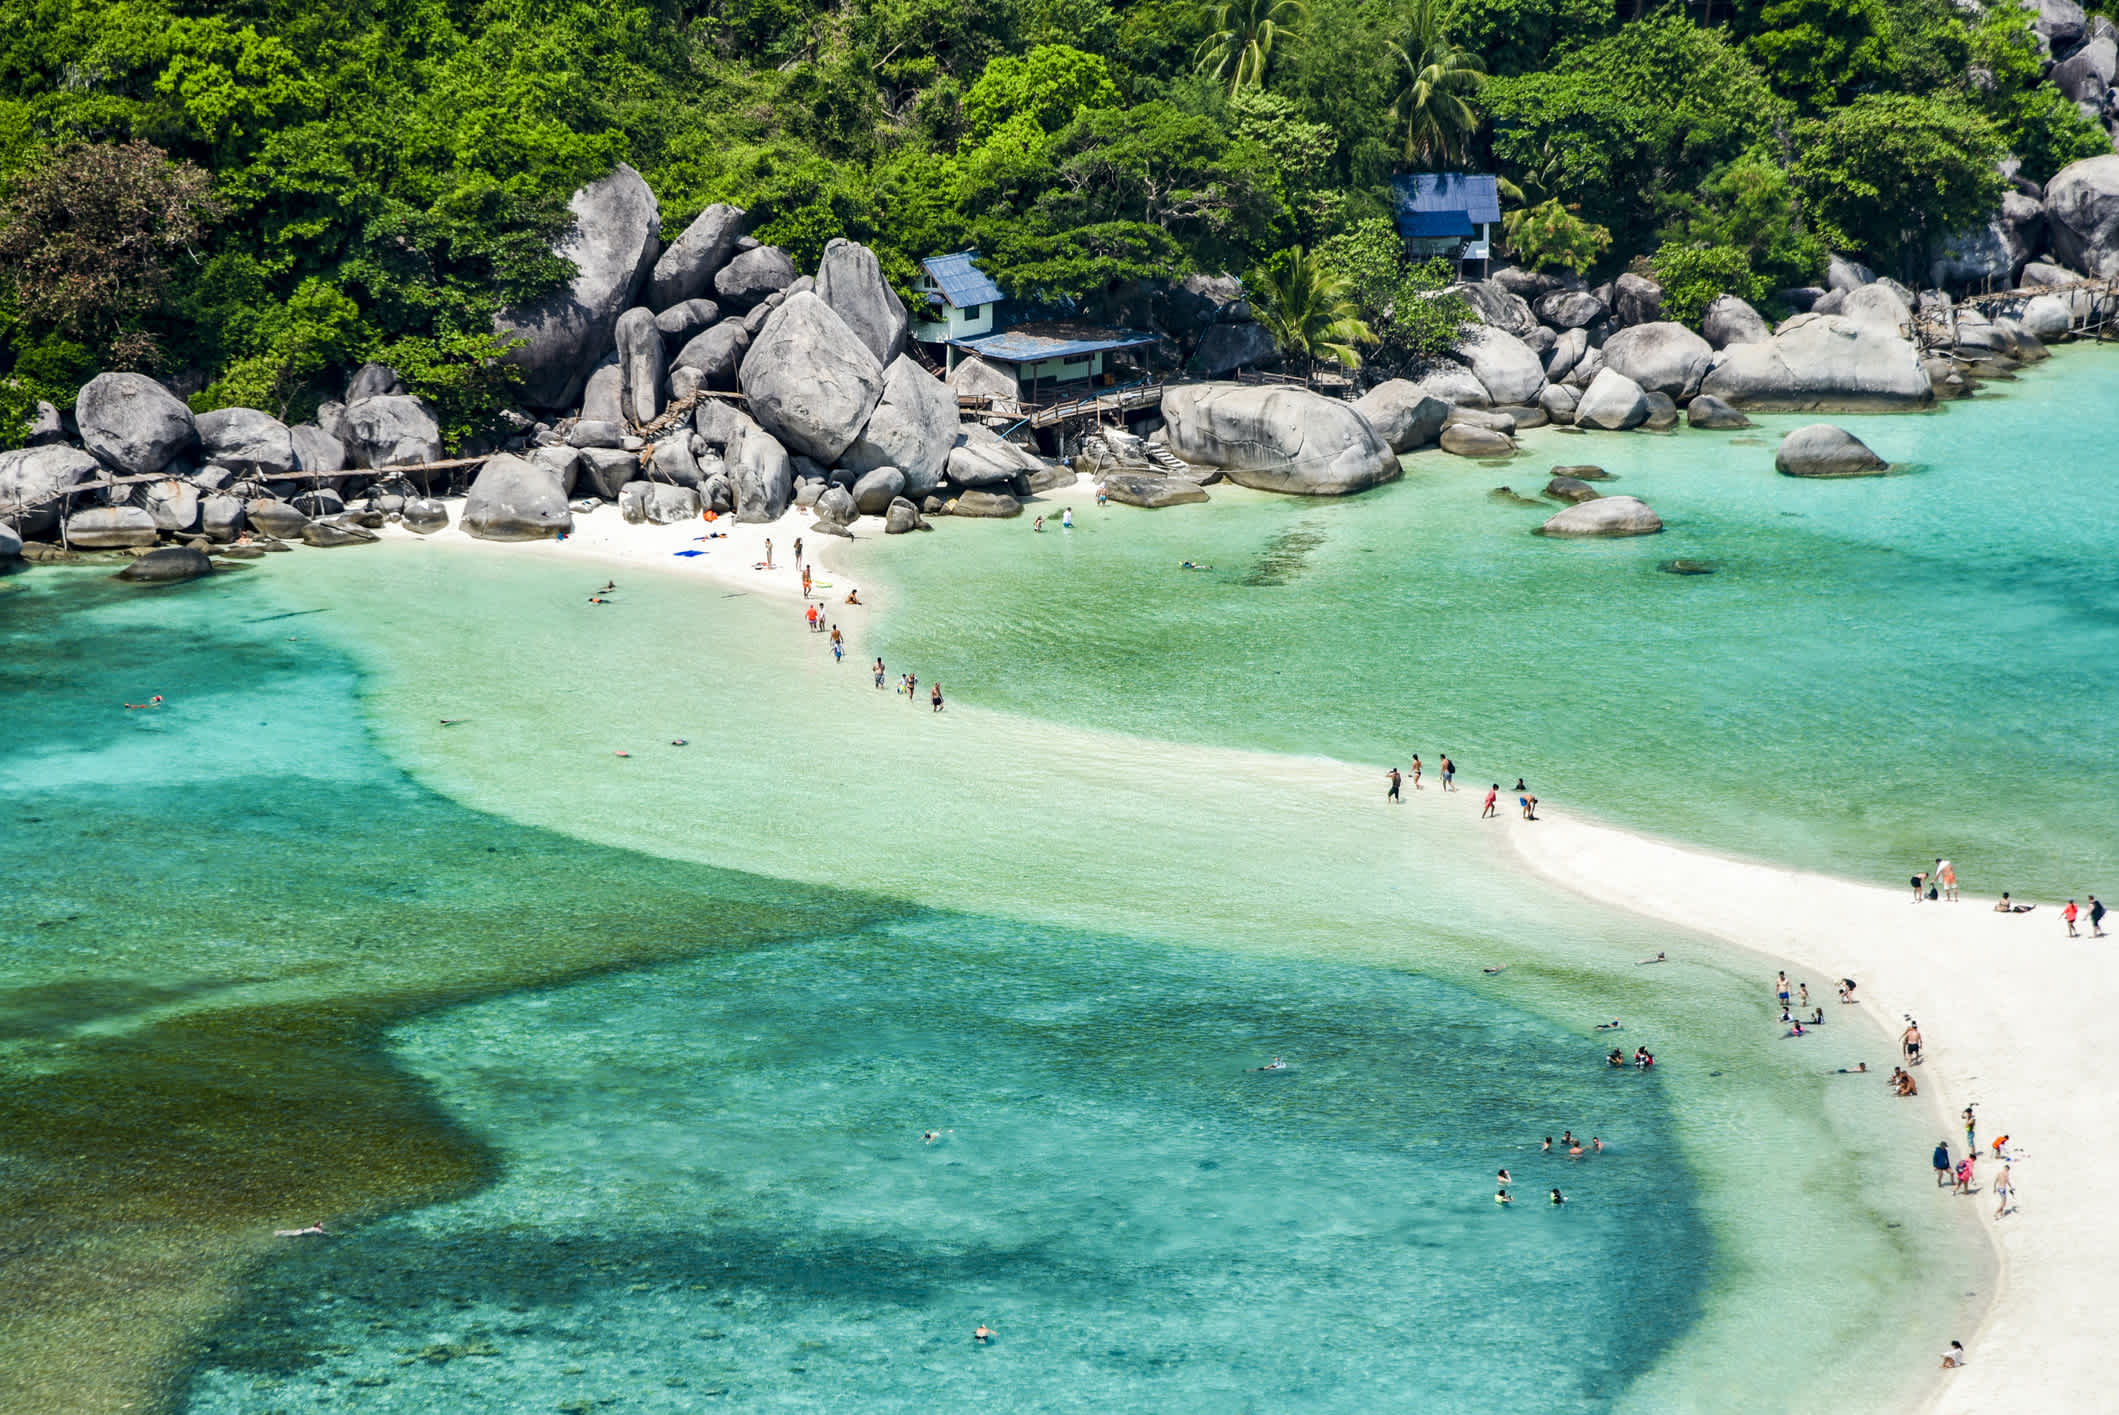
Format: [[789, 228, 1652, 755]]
[[1386, 766, 1402, 802], [1440, 755, 1455, 791], [1410, 755, 1422, 790], [930, 682, 944, 712], [1481, 784, 1498, 818]]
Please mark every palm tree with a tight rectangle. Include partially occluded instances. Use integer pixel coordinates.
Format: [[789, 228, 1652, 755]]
[[1247, 246, 1375, 384], [1195, 0, 1307, 96], [1386, 0, 1484, 167]]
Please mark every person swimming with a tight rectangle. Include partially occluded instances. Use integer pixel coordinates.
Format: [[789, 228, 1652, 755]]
[[1550, 1189, 1566, 1205], [1497, 1168, 1512, 1185], [1256, 1057, 1287, 1072], [974, 1325, 994, 1343], [1482, 964, 1507, 975], [1596, 1018, 1622, 1031], [1638, 951, 1668, 965], [274, 1222, 327, 1237], [124, 695, 165, 709]]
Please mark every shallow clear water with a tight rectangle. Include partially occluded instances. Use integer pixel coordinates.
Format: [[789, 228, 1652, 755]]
[[10, 346, 2074, 1411], [859, 347, 2119, 901]]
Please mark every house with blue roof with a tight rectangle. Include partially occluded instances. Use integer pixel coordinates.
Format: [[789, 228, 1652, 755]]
[[1389, 174, 1502, 273], [912, 250, 1157, 398]]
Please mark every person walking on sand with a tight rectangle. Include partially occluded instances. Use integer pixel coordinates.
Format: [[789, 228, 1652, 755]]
[[1901, 1019, 1923, 1065], [793, 535, 803, 565], [1911, 867, 1928, 902], [1440, 755, 1455, 791], [802, 565, 812, 599], [2064, 899, 2080, 937], [1386, 766, 1402, 803], [1954, 1153, 1974, 1195], [1937, 858, 1958, 902], [1410, 755, 1422, 790], [2092, 895, 2107, 937], [874, 658, 887, 689], [1482, 784, 1499, 818], [1932, 1139, 1952, 1187], [1994, 1163, 2014, 1218], [931, 682, 944, 712]]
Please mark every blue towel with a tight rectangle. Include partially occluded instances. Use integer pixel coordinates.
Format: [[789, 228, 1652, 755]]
[[672, 549, 707, 558]]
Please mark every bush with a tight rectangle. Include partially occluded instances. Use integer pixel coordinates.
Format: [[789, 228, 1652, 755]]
[[1651, 242, 1764, 325], [1503, 199, 1611, 273]]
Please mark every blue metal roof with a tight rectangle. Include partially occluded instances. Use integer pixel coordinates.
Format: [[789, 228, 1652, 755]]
[[1390, 173, 1502, 224], [920, 251, 1006, 309], [948, 328, 1158, 363], [1405, 209, 1475, 238]]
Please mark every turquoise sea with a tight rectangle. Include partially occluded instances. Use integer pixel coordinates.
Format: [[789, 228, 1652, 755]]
[[14, 349, 2117, 1414]]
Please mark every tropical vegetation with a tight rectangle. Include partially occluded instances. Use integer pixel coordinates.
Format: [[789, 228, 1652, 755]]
[[0, 0, 2102, 438]]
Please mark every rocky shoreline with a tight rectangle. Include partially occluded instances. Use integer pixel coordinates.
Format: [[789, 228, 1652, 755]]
[[7, 158, 2118, 579]]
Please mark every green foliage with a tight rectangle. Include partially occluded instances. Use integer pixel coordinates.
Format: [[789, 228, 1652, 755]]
[[1485, 19, 1788, 258], [963, 45, 1121, 145], [0, 381, 35, 451], [1658, 153, 1824, 292], [1503, 199, 1612, 272], [1313, 217, 1468, 368], [371, 332, 527, 449], [1195, 0, 1307, 95], [1441, 0, 1612, 76], [1387, 0, 1486, 166], [1733, 0, 1889, 108], [1247, 244, 1374, 377], [1651, 242, 1764, 324], [1791, 94, 2006, 271], [191, 279, 366, 421]]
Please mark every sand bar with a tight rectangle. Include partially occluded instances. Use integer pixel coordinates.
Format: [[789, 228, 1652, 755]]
[[1512, 806, 2110, 1414]]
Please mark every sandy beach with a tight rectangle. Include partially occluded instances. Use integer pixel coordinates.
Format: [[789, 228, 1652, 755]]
[[1510, 806, 2110, 1414]]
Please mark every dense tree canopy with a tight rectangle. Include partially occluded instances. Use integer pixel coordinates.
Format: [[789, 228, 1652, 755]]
[[0, 0, 2104, 429]]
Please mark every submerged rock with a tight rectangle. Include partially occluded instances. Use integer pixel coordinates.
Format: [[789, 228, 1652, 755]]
[[1774, 423, 1889, 477], [1544, 475, 1601, 504], [950, 489, 1023, 517], [1438, 424, 1515, 458], [1686, 395, 1752, 430], [1098, 472, 1210, 508], [115, 545, 214, 582]]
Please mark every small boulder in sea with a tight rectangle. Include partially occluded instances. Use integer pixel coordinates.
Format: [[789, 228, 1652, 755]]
[[1438, 424, 1515, 458], [1659, 558, 1717, 575], [1641, 392, 1680, 430], [116, 545, 214, 583], [1099, 472, 1210, 508], [1775, 424, 1888, 478], [884, 496, 920, 534], [1489, 486, 1545, 508], [300, 520, 378, 547], [1544, 475, 1601, 504], [246, 499, 309, 539], [1686, 395, 1751, 430], [1551, 464, 1612, 481], [1538, 495, 1664, 537]]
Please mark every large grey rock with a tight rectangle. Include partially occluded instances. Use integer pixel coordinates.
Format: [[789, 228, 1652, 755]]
[[948, 355, 1019, 407], [75, 373, 197, 476], [815, 239, 909, 367], [1099, 471, 1210, 507], [1461, 325, 1547, 405], [738, 293, 885, 464], [1840, 283, 1913, 338], [1160, 384, 1398, 494], [1437, 424, 1516, 458], [2022, 259, 2079, 286], [462, 453, 573, 539], [402, 498, 449, 533], [848, 465, 904, 515], [567, 419, 625, 450], [0, 444, 101, 534], [346, 362, 404, 401], [1450, 280, 1537, 337], [671, 322, 750, 388], [1351, 380, 1449, 452], [1489, 265, 1565, 300], [1826, 254, 1876, 291], [1445, 405, 1516, 434], [290, 487, 344, 518], [200, 494, 245, 542], [2044, 154, 2119, 279], [947, 424, 1047, 488], [692, 398, 755, 449], [65, 505, 159, 547], [245, 499, 308, 538], [1522, 325, 1557, 357], [1573, 368, 1651, 430], [25, 400, 64, 445], [575, 448, 637, 500], [579, 359, 624, 424], [2026, 0, 2088, 53], [342, 396, 444, 468], [841, 356, 958, 498], [494, 165, 660, 408], [713, 245, 798, 311], [300, 519, 376, 548], [1600, 322, 1713, 398], [528, 445, 583, 498], [1535, 289, 1608, 329], [116, 545, 213, 582], [1610, 273, 1664, 326], [1544, 475, 1601, 503], [812, 483, 857, 525], [950, 489, 1023, 517], [728, 423, 794, 522], [1544, 326, 1590, 381], [642, 482, 702, 524], [613, 307, 665, 426], [1775, 423, 1889, 477], [2018, 293, 2076, 340], [1539, 495, 1662, 536], [884, 496, 920, 533], [290, 423, 348, 474], [195, 407, 296, 477], [0, 521, 22, 557], [654, 299, 720, 345], [648, 203, 745, 309], [1538, 382, 1580, 423], [1417, 365, 1492, 407], [1188, 321, 1280, 376], [142, 477, 201, 531], [1702, 296, 1770, 349], [646, 436, 701, 488], [1686, 394, 1752, 429], [1698, 314, 1932, 410], [1563, 345, 1605, 389]]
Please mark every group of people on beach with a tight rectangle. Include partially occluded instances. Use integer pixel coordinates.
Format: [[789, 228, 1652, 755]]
[[1914, 859, 2105, 937], [1383, 758, 1538, 821]]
